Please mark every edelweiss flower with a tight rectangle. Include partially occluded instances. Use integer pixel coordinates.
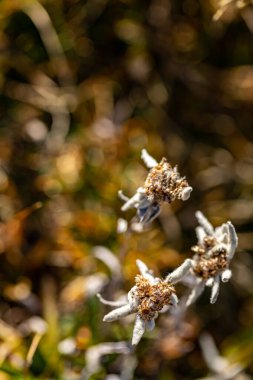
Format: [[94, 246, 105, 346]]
[[166, 211, 238, 306], [98, 259, 178, 346], [119, 149, 192, 225]]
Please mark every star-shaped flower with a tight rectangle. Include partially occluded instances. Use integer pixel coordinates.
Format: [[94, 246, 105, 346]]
[[166, 211, 238, 306], [119, 149, 192, 225], [99, 259, 178, 346]]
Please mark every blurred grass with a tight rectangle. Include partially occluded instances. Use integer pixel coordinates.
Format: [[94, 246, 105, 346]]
[[0, 0, 252, 378]]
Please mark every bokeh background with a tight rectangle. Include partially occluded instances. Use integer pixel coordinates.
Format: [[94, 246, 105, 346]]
[[0, 0, 253, 378]]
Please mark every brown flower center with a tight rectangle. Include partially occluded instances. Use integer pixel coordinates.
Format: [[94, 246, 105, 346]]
[[143, 158, 190, 203], [193, 253, 228, 279], [135, 275, 175, 320], [191, 235, 228, 279]]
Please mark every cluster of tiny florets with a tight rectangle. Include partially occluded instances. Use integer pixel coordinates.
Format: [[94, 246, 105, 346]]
[[193, 254, 228, 280], [191, 236, 228, 279], [144, 158, 190, 203], [135, 275, 175, 321]]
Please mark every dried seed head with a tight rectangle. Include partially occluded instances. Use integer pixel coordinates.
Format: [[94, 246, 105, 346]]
[[193, 253, 228, 280], [143, 158, 191, 203], [135, 275, 175, 321]]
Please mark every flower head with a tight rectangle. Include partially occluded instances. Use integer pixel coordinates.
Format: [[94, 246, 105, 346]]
[[192, 211, 238, 276], [99, 259, 178, 346], [144, 157, 192, 203], [165, 211, 238, 307], [119, 149, 192, 225]]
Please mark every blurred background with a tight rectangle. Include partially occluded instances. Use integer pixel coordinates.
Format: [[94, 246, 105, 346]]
[[0, 0, 253, 378]]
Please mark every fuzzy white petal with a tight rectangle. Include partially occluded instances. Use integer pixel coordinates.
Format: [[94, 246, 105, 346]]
[[141, 149, 158, 169], [165, 259, 193, 284], [132, 315, 146, 346], [160, 305, 170, 313], [186, 280, 206, 307], [210, 276, 220, 304], [136, 259, 148, 274], [196, 226, 206, 245], [170, 293, 179, 309], [195, 211, 214, 235], [120, 192, 141, 211], [136, 259, 155, 282], [127, 286, 139, 309], [221, 269, 232, 282], [226, 221, 238, 260], [103, 304, 135, 322], [215, 224, 228, 242], [206, 278, 214, 287], [181, 186, 193, 201], [118, 190, 129, 203], [97, 294, 127, 307]]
